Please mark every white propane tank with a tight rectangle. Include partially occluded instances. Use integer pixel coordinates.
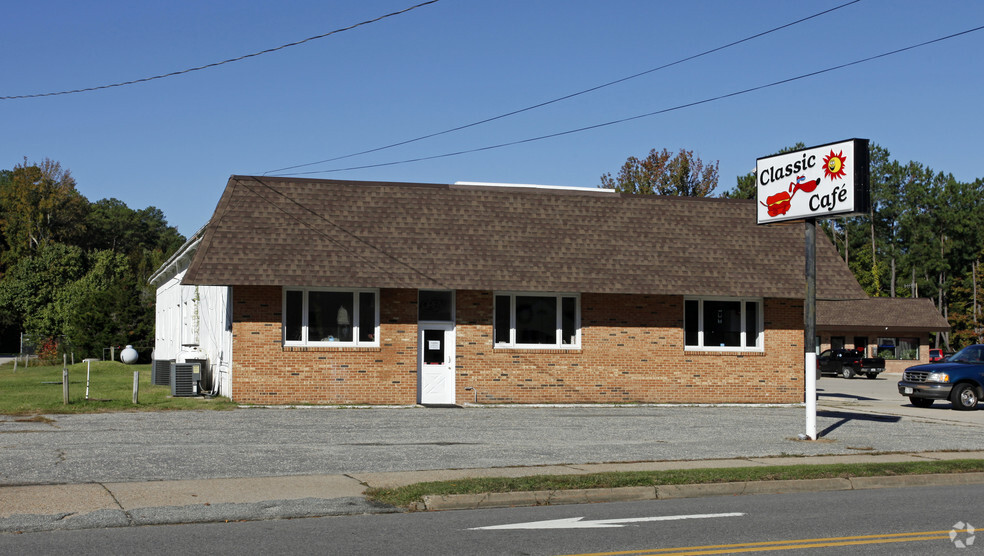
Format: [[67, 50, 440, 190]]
[[121, 345, 139, 364]]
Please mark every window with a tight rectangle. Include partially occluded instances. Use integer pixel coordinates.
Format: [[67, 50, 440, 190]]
[[684, 298, 763, 351], [853, 337, 868, 355], [419, 290, 453, 322], [830, 336, 846, 350], [283, 288, 378, 346], [494, 293, 579, 348], [877, 337, 919, 360]]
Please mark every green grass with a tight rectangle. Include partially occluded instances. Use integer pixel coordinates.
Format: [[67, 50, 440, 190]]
[[366, 459, 984, 507], [0, 360, 237, 414]]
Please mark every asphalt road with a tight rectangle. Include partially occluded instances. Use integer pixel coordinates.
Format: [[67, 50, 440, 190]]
[[1, 373, 981, 487], [3, 484, 981, 555]]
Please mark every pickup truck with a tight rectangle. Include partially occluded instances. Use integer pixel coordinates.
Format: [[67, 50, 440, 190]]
[[898, 344, 984, 410], [817, 348, 886, 379]]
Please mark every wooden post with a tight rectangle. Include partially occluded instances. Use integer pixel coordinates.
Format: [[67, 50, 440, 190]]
[[132, 371, 139, 404], [63, 368, 69, 405]]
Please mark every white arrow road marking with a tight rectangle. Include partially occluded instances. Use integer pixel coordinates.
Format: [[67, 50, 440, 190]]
[[469, 512, 745, 530]]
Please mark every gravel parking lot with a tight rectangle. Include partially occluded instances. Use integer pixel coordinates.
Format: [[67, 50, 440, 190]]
[[1, 374, 981, 487]]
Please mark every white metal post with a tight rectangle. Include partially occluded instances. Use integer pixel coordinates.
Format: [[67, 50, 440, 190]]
[[804, 219, 817, 440]]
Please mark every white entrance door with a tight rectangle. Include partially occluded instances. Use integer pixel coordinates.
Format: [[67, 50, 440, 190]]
[[418, 323, 455, 405]]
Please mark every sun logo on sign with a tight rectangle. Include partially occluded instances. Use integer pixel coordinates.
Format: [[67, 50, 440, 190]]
[[823, 150, 847, 181]]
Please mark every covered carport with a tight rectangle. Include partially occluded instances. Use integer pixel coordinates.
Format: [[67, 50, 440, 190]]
[[817, 297, 950, 373]]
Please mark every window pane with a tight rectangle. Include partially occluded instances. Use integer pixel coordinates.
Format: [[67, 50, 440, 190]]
[[515, 296, 557, 344], [898, 337, 919, 360], [877, 337, 896, 359], [285, 290, 303, 342], [494, 295, 511, 344], [684, 300, 699, 346], [359, 292, 376, 343], [703, 300, 741, 347], [423, 329, 444, 365], [310, 291, 353, 342], [419, 290, 453, 321], [744, 301, 759, 347], [854, 337, 868, 355], [561, 297, 576, 345], [830, 336, 845, 350]]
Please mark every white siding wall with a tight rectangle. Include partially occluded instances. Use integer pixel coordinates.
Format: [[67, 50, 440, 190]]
[[154, 269, 232, 397]]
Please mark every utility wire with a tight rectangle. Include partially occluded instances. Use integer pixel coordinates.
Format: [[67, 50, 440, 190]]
[[265, 0, 862, 175], [0, 0, 440, 100], [274, 24, 984, 177]]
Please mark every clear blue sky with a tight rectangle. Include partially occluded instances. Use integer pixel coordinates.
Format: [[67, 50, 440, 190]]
[[3, 0, 983, 237]]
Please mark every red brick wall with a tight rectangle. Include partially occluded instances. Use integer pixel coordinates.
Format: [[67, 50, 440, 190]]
[[232, 286, 420, 404], [231, 286, 805, 405]]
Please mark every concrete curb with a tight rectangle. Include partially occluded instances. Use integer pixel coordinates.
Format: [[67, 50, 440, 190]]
[[416, 472, 984, 511]]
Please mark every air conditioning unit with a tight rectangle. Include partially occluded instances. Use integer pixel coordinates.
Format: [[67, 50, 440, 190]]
[[170, 362, 201, 397], [151, 359, 173, 386]]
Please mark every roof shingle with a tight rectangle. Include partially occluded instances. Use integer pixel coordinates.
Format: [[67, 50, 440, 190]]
[[817, 297, 949, 331], [182, 176, 867, 299]]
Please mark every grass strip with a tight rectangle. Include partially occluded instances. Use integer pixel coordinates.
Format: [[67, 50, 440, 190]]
[[366, 459, 984, 507], [0, 361, 237, 414]]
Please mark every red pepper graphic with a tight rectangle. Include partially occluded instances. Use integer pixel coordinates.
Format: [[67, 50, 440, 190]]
[[761, 175, 822, 218], [764, 191, 791, 216]]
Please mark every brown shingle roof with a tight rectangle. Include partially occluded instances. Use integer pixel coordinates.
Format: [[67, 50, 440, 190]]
[[182, 176, 866, 299], [817, 297, 949, 332]]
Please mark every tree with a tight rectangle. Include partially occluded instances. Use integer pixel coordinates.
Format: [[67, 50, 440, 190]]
[[0, 158, 187, 355], [600, 148, 718, 196], [63, 249, 150, 358], [0, 158, 88, 265], [0, 242, 86, 341], [84, 199, 185, 256]]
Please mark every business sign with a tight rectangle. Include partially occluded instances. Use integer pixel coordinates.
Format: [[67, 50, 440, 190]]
[[756, 139, 870, 224]]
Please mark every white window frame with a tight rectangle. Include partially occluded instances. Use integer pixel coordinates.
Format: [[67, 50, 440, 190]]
[[684, 296, 764, 352], [494, 292, 580, 349], [282, 287, 379, 347]]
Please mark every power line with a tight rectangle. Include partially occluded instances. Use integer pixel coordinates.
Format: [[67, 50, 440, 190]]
[[0, 0, 440, 100], [273, 24, 984, 177], [264, 0, 863, 175]]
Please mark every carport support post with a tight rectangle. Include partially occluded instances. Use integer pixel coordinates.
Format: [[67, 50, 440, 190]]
[[805, 218, 818, 440]]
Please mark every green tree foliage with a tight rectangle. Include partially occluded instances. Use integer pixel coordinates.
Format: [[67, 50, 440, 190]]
[[63, 250, 152, 357], [600, 148, 719, 196], [0, 158, 88, 264], [0, 242, 87, 341], [84, 199, 184, 255], [0, 159, 185, 356]]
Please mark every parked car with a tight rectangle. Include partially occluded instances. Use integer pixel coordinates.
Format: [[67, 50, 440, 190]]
[[929, 349, 945, 362], [817, 348, 886, 379], [898, 344, 984, 410]]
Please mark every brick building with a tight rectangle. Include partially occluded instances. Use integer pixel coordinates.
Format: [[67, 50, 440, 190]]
[[817, 297, 950, 372], [162, 175, 876, 405]]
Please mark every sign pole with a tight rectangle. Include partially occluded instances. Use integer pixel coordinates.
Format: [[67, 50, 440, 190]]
[[804, 218, 817, 440], [755, 139, 869, 441]]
